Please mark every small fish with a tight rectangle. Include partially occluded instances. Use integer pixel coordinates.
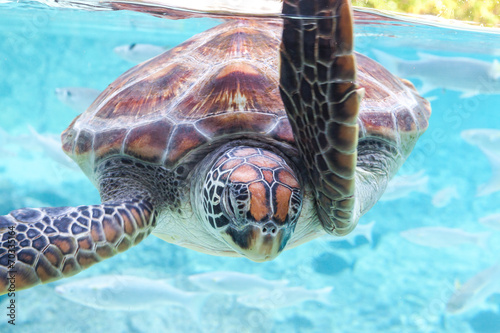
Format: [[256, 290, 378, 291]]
[[55, 87, 101, 113], [478, 213, 500, 231], [312, 252, 353, 276], [461, 129, 500, 196], [431, 185, 460, 208], [380, 170, 428, 201], [55, 275, 207, 316], [446, 263, 500, 314], [400, 227, 490, 249], [113, 43, 167, 64], [323, 221, 375, 245], [373, 50, 500, 98], [27, 125, 78, 169], [188, 271, 288, 294], [236, 286, 333, 309]]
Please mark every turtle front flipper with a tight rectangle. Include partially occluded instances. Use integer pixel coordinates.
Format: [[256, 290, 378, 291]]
[[0, 198, 155, 294], [280, 0, 363, 235]]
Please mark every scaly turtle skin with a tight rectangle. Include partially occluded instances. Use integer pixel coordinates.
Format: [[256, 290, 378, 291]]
[[0, 0, 430, 293]]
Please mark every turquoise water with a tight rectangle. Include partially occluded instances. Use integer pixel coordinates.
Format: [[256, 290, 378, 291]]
[[1, 2, 500, 332]]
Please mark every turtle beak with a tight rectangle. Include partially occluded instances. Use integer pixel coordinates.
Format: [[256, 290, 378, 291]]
[[221, 222, 293, 262]]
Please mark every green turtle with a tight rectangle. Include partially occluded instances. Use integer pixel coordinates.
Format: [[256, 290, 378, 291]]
[[0, 0, 430, 293]]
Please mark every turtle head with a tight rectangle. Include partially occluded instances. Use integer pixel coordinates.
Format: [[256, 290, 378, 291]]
[[198, 146, 302, 262]]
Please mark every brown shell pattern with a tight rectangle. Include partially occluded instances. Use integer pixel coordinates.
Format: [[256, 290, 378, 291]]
[[62, 19, 431, 174]]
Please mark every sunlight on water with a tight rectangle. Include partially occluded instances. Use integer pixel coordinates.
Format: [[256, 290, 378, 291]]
[[0, 1, 500, 332]]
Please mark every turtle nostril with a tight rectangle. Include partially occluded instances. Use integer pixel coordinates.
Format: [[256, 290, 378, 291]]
[[262, 222, 278, 236]]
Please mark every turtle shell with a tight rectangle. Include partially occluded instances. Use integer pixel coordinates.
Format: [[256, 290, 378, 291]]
[[61, 19, 430, 179]]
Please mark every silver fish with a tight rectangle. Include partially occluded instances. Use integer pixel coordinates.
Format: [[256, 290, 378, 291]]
[[236, 286, 333, 309], [400, 227, 490, 249], [373, 50, 500, 98], [380, 170, 428, 201], [188, 271, 288, 294], [55, 275, 207, 315], [461, 129, 500, 196], [55, 87, 101, 113], [26, 125, 78, 169], [113, 43, 167, 64], [431, 185, 460, 208], [479, 213, 500, 231], [0, 126, 76, 168], [446, 263, 500, 314]]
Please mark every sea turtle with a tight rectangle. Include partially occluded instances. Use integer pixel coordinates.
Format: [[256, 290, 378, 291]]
[[0, 0, 430, 293]]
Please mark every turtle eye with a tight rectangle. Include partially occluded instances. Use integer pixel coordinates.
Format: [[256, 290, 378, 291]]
[[288, 190, 302, 224], [223, 183, 250, 224]]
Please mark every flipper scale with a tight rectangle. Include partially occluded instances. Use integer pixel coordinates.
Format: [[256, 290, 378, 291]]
[[280, 0, 362, 235], [0, 199, 155, 294]]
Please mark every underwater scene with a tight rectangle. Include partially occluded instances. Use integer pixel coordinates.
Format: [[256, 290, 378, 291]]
[[1, 1, 500, 332]]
